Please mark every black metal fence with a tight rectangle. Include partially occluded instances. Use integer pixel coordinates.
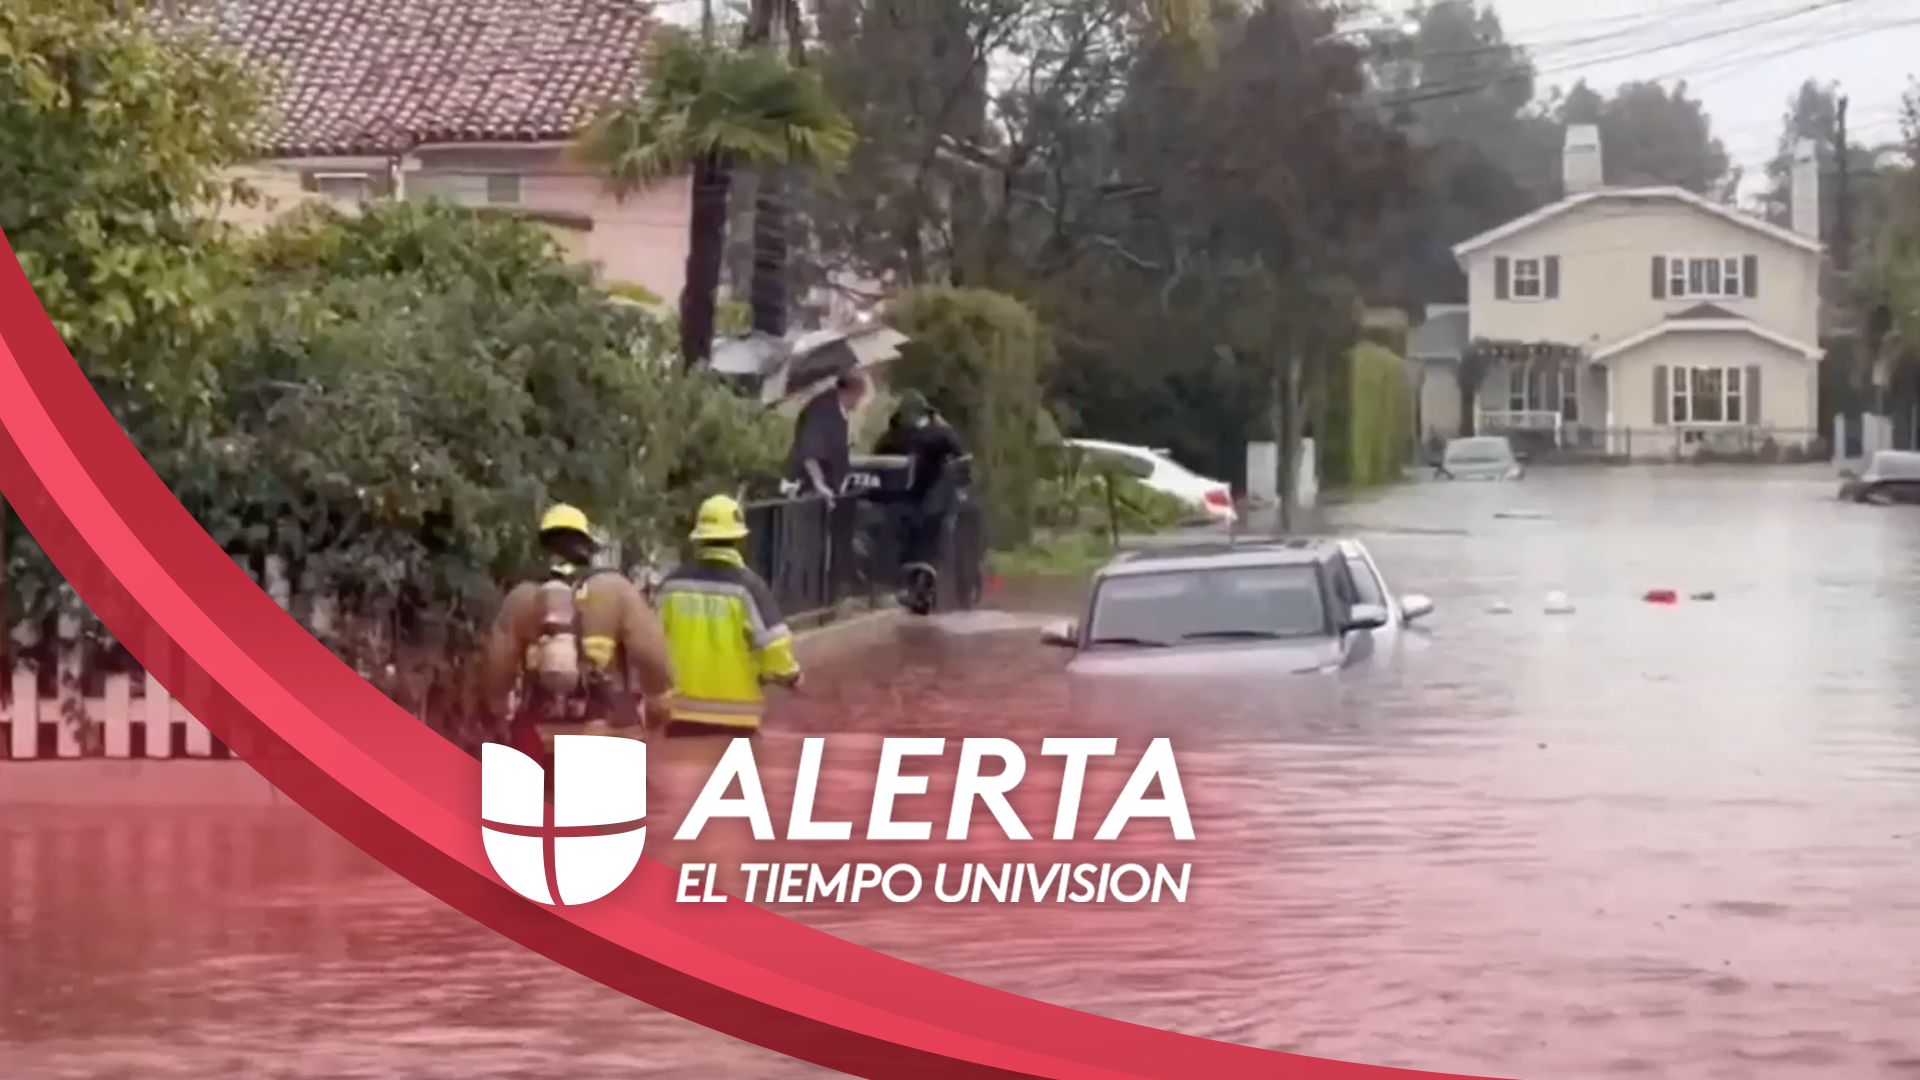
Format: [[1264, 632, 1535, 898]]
[[740, 493, 986, 624], [1512, 426, 1829, 463]]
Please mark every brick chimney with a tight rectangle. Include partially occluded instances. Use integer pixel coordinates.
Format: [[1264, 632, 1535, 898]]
[[1563, 124, 1603, 196]]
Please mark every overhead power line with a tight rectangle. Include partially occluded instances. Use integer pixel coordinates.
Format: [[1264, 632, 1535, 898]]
[[1369, 0, 1868, 113]]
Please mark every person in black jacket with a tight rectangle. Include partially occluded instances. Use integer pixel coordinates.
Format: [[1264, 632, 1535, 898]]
[[874, 391, 966, 612]]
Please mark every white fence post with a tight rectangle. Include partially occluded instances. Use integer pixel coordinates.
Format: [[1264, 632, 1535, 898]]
[[1295, 437, 1319, 511], [103, 673, 133, 758], [9, 668, 37, 759], [182, 665, 214, 757], [144, 674, 174, 759], [53, 650, 81, 758], [1245, 441, 1278, 506]]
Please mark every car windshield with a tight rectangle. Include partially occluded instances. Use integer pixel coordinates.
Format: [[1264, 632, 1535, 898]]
[[1086, 565, 1329, 646], [1444, 438, 1514, 465]]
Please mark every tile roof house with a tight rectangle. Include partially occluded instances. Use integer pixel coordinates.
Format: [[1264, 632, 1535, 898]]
[[164, 0, 688, 303]]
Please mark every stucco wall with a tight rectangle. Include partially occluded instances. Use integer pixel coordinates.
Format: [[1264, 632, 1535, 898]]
[[215, 147, 691, 305], [1462, 197, 1821, 350]]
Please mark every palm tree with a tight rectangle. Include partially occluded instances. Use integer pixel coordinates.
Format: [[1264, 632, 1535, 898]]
[[579, 34, 853, 371], [742, 0, 807, 339]]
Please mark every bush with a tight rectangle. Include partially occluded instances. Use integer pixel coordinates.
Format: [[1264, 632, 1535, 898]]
[[1347, 342, 1414, 487], [7, 201, 784, 742], [885, 287, 1055, 548]]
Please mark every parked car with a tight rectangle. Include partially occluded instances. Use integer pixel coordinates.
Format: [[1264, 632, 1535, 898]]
[[1060, 438, 1236, 525], [1839, 450, 1920, 504], [1436, 435, 1524, 481], [1039, 538, 1434, 678]]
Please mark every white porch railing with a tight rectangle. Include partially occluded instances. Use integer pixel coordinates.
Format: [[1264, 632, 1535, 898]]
[[1476, 409, 1565, 443]]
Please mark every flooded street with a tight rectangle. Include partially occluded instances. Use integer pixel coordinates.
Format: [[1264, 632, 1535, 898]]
[[10, 465, 1920, 1078]]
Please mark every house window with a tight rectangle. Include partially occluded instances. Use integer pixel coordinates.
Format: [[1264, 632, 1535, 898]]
[[1671, 365, 1744, 424], [1512, 257, 1544, 299], [1667, 255, 1745, 300], [312, 172, 374, 203], [486, 173, 522, 204]]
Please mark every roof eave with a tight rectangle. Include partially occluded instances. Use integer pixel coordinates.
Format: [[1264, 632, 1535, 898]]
[[1594, 319, 1824, 363], [1453, 187, 1824, 261]]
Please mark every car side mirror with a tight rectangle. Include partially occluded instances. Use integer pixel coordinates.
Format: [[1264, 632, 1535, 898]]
[[1041, 620, 1079, 648], [1400, 594, 1434, 623], [1345, 603, 1389, 632]]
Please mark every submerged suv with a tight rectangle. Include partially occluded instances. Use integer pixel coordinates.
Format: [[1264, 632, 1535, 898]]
[[1040, 538, 1433, 678]]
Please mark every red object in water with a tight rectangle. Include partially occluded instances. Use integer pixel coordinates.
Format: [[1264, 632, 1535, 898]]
[[1643, 588, 1678, 604]]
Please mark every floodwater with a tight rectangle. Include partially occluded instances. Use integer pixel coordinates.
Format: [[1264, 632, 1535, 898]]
[[10, 465, 1920, 1079]]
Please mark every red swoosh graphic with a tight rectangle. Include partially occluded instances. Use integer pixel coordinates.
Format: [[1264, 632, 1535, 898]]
[[0, 233, 1484, 1080]]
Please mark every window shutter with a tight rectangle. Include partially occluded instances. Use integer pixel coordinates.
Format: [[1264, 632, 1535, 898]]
[[1545, 256, 1561, 299], [1743, 255, 1759, 299], [1653, 365, 1669, 424], [1746, 364, 1761, 424], [1495, 257, 1511, 300], [1652, 255, 1667, 299]]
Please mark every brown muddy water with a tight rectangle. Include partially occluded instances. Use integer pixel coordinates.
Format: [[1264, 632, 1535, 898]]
[[9, 466, 1920, 1079]]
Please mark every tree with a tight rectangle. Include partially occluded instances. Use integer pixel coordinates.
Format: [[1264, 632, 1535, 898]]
[[740, 0, 810, 337], [0, 0, 259, 670], [1369, 0, 1559, 305], [1592, 81, 1731, 197], [578, 33, 853, 369], [1557, 80, 1603, 126]]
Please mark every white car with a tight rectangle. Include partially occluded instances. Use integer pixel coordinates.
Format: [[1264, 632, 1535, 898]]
[[1061, 438, 1236, 525], [1333, 537, 1432, 647]]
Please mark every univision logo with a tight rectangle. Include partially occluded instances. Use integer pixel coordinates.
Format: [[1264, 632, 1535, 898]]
[[480, 736, 647, 906]]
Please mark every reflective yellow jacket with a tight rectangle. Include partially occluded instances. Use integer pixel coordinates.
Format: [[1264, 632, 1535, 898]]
[[656, 546, 800, 728]]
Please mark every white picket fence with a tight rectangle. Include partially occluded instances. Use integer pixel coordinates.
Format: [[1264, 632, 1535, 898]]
[[4, 663, 221, 761]]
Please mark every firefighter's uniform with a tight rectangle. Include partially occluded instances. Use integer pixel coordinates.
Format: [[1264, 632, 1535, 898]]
[[482, 505, 674, 760], [656, 495, 800, 733]]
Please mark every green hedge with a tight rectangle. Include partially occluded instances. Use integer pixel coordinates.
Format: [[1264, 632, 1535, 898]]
[[885, 286, 1055, 547], [1346, 341, 1413, 487]]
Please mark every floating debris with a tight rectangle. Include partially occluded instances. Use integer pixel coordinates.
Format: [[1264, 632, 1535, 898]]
[[1487, 601, 1514, 615], [1494, 510, 1551, 521], [1643, 588, 1678, 605], [1690, 590, 1716, 602], [1544, 591, 1575, 614]]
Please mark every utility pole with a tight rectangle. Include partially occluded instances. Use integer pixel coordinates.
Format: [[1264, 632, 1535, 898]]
[[1836, 95, 1852, 273]]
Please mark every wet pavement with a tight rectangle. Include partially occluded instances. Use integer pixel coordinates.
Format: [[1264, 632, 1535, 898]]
[[9, 465, 1920, 1078]]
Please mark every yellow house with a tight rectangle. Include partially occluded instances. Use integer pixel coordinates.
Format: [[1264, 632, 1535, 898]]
[[1452, 125, 1826, 459]]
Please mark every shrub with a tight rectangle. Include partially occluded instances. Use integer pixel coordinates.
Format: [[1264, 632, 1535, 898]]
[[1346, 342, 1414, 487], [885, 286, 1055, 547], [6, 201, 783, 744]]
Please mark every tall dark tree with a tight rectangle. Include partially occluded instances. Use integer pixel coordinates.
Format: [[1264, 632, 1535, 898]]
[[1368, 0, 1558, 306], [1591, 80, 1732, 197]]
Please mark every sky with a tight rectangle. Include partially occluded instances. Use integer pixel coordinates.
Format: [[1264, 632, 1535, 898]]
[[1422, 0, 1920, 197], [656, 0, 1918, 200]]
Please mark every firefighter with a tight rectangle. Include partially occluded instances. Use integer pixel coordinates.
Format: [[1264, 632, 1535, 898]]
[[655, 495, 801, 736], [482, 504, 674, 765]]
